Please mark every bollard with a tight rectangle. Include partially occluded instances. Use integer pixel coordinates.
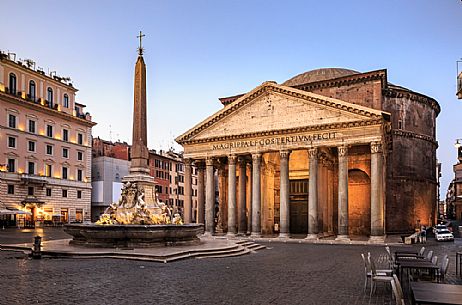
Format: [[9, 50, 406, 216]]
[[31, 235, 42, 259]]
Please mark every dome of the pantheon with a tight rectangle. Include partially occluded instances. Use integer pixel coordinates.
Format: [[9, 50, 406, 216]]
[[283, 68, 360, 87]]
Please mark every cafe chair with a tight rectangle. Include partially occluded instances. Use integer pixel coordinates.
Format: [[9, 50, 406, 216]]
[[391, 274, 405, 305], [437, 256, 449, 283], [368, 254, 394, 297]]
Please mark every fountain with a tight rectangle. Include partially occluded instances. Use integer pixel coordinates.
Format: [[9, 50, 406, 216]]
[[64, 33, 203, 248]]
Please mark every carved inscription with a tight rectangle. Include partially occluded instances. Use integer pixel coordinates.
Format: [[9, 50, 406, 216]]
[[211, 132, 337, 151]]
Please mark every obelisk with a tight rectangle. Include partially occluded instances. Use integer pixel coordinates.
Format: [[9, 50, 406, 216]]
[[122, 31, 157, 209]]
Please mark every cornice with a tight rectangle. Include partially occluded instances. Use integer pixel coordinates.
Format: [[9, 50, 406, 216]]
[[383, 87, 440, 115], [392, 130, 437, 146], [0, 91, 96, 127], [177, 83, 385, 144], [182, 118, 384, 145], [292, 69, 387, 92]]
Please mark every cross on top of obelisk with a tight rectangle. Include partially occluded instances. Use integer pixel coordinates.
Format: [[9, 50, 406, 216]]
[[137, 31, 145, 56]]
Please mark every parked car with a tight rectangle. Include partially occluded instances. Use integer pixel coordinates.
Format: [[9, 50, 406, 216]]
[[433, 224, 447, 234], [435, 229, 454, 242]]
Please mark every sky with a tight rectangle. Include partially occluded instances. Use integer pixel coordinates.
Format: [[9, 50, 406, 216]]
[[1, 0, 461, 197]]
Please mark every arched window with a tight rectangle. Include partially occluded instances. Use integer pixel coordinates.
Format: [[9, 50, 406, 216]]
[[63, 94, 69, 108], [29, 80, 36, 101], [47, 87, 53, 107], [9, 73, 17, 94]]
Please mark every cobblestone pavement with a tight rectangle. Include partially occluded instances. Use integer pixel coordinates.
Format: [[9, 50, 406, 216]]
[[0, 227, 461, 305]]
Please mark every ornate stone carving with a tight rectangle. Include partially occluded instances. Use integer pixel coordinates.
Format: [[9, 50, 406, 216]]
[[370, 142, 382, 154], [308, 148, 318, 159], [184, 158, 192, 166], [252, 153, 262, 162], [206, 157, 214, 166], [280, 150, 290, 160], [228, 154, 237, 165], [338, 146, 348, 157]]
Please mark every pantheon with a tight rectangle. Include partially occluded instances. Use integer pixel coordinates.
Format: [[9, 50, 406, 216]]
[[176, 68, 439, 241]]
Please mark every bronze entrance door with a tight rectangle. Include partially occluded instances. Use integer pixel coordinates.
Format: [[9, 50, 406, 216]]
[[289, 179, 308, 234]]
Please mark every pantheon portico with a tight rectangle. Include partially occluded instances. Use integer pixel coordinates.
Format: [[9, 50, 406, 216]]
[[176, 68, 440, 241]]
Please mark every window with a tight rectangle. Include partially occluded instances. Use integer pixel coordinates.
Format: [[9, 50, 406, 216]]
[[62, 189, 68, 197], [29, 80, 36, 101], [28, 161, 35, 175], [7, 185, 14, 194], [63, 129, 69, 142], [9, 73, 17, 94], [62, 167, 68, 179], [62, 148, 69, 158], [46, 144, 53, 155], [8, 136, 16, 148], [28, 120, 36, 133], [46, 125, 53, 137], [45, 164, 52, 177], [28, 141, 36, 152], [46, 188, 52, 196], [77, 190, 82, 199], [47, 87, 53, 106], [8, 114, 16, 128], [63, 94, 69, 108], [28, 186, 34, 196], [7, 159, 15, 172], [77, 133, 83, 145], [77, 151, 83, 161], [77, 169, 83, 181]]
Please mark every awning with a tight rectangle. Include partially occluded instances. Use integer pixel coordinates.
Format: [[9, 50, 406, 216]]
[[0, 209, 32, 215]]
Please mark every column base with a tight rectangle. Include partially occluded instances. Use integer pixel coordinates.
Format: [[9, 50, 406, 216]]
[[237, 231, 247, 236], [250, 232, 261, 238], [334, 235, 350, 241], [368, 235, 385, 244], [226, 232, 236, 238], [278, 233, 290, 239], [202, 231, 213, 238], [305, 234, 319, 240]]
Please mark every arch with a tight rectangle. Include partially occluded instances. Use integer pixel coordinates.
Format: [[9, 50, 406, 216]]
[[348, 169, 371, 236], [29, 80, 36, 101], [9, 73, 17, 94]]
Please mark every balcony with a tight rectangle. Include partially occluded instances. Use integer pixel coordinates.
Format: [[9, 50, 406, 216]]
[[20, 174, 49, 186]]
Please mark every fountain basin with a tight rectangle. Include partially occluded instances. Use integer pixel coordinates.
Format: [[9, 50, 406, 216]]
[[64, 223, 204, 248]]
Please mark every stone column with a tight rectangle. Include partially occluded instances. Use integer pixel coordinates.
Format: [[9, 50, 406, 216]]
[[251, 153, 262, 237], [196, 162, 205, 224], [227, 155, 237, 236], [335, 146, 350, 241], [205, 158, 215, 235], [247, 162, 253, 235], [184, 158, 193, 224], [238, 157, 247, 235], [370, 142, 385, 242], [279, 150, 291, 238], [306, 148, 319, 239]]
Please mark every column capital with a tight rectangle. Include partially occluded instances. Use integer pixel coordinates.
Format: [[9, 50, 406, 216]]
[[252, 153, 262, 162], [308, 147, 318, 159], [184, 158, 193, 166], [238, 156, 247, 166], [370, 141, 382, 154], [338, 146, 348, 157], [280, 150, 291, 160], [194, 160, 206, 170], [206, 157, 214, 166], [228, 154, 237, 165]]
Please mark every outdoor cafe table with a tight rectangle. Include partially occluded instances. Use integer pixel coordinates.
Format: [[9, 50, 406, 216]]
[[397, 260, 439, 282], [394, 250, 419, 260], [411, 282, 462, 305]]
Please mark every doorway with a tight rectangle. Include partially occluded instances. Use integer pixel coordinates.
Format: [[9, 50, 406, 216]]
[[289, 179, 308, 234]]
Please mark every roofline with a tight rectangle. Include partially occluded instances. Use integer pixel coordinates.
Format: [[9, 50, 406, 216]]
[[0, 55, 78, 92]]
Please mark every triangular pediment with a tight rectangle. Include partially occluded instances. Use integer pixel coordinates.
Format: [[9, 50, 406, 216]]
[[176, 82, 387, 143]]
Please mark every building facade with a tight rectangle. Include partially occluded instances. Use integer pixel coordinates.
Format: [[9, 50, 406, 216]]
[[0, 51, 95, 226], [177, 68, 440, 239], [445, 145, 462, 221]]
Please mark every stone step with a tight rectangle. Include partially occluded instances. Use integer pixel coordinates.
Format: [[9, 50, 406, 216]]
[[196, 248, 251, 259], [248, 245, 266, 251]]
